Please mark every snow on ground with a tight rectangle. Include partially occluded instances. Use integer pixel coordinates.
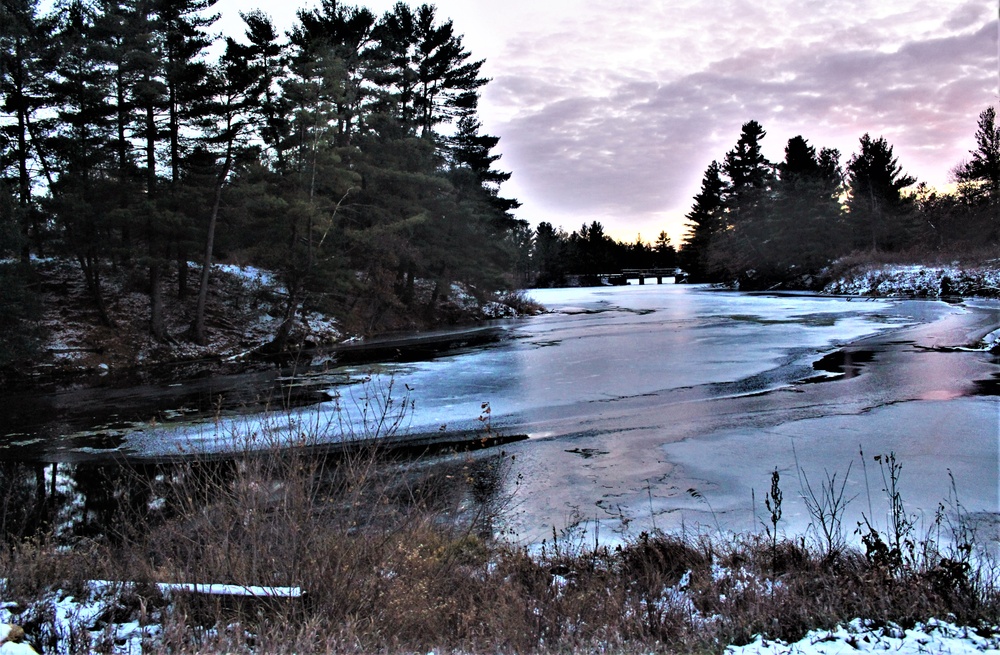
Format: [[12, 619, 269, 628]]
[[0, 623, 37, 654], [213, 263, 278, 289], [31, 259, 342, 372], [727, 618, 1000, 654], [3, 575, 997, 654], [824, 264, 1000, 298]]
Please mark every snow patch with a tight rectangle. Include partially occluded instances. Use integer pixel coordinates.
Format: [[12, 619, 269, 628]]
[[726, 618, 1000, 654], [824, 264, 1000, 298], [213, 263, 276, 288]]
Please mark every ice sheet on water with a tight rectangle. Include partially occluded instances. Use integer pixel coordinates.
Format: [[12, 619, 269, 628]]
[[123, 286, 929, 456]]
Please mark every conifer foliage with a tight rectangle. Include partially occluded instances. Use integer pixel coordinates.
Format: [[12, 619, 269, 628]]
[[678, 109, 1000, 288], [0, 0, 522, 353]]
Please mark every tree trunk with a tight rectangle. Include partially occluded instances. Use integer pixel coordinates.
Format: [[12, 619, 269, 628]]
[[271, 285, 300, 353], [191, 171, 226, 344], [177, 256, 188, 299], [14, 37, 31, 264], [77, 254, 116, 328], [149, 261, 166, 341]]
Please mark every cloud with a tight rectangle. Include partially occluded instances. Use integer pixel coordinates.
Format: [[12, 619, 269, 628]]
[[945, 1, 994, 30], [484, 6, 997, 241]]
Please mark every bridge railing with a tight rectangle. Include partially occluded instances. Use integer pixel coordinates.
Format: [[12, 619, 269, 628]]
[[565, 268, 687, 286], [619, 268, 684, 284]]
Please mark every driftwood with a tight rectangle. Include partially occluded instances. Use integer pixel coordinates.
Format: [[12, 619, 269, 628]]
[[156, 582, 303, 598]]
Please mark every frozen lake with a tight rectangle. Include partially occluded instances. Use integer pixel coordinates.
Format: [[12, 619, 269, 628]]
[[6, 284, 1000, 543]]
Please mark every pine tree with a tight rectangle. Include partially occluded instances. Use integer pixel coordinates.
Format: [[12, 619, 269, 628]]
[[532, 221, 566, 287], [955, 106, 1000, 202], [449, 114, 519, 217], [290, 0, 378, 149], [762, 137, 846, 278], [680, 160, 726, 281], [238, 10, 287, 169], [709, 120, 776, 284], [0, 0, 53, 261], [46, 0, 120, 326], [376, 3, 486, 139], [846, 134, 916, 251], [0, 182, 43, 366], [722, 119, 773, 217], [189, 37, 268, 344], [653, 231, 676, 268]]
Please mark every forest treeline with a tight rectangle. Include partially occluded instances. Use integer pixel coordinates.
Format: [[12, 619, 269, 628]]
[[2, 0, 998, 369], [501, 108, 999, 289], [677, 110, 1000, 286], [1, 0, 527, 363]]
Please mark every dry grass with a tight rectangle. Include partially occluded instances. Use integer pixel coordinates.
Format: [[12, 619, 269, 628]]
[[0, 427, 998, 653]]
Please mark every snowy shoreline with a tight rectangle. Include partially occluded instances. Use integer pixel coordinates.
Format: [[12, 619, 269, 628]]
[[823, 262, 1000, 299]]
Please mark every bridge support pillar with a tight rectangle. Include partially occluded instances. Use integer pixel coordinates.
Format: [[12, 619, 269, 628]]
[[656, 276, 663, 284], [638, 276, 644, 285]]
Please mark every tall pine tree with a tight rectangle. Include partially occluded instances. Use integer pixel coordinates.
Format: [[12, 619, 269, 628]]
[[845, 134, 916, 252], [680, 160, 726, 282]]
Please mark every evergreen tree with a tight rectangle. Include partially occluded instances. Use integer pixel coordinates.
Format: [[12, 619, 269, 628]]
[[159, 0, 218, 299], [377, 3, 486, 139], [45, 0, 119, 326], [0, 180, 42, 367], [761, 137, 846, 279], [722, 119, 773, 216], [653, 231, 676, 268], [155, 0, 217, 185], [955, 106, 1000, 203], [566, 221, 616, 275], [0, 0, 53, 261], [532, 221, 566, 287], [449, 113, 519, 218], [778, 135, 819, 181], [680, 160, 726, 281], [0, 1, 526, 349], [189, 37, 267, 344], [709, 120, 775, 283], [238, 10, 286, 165], [290, 0, 377, 149], [845, 134, 916, 251]]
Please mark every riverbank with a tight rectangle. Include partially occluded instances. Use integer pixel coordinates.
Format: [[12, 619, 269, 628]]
[[11, 256, 999, 391], [2, 258, 540, 391], [823, 260, 1000, 299]]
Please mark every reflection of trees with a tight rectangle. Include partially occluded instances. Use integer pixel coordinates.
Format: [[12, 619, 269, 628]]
[[0, 445, 519, 547], [0, 461, 155, 544], [0, 462, 51, 540]]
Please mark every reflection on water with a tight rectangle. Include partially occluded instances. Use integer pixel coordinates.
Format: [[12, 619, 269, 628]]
[[0, 461, 154, 544], [0, 446, 520, 546]]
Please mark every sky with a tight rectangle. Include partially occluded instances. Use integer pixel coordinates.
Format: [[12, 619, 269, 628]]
[[212, 0, 999, 245]]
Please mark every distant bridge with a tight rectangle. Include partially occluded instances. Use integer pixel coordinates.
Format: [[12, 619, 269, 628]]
[[566, 268, 687, 287], [620, 268, 684, 284]]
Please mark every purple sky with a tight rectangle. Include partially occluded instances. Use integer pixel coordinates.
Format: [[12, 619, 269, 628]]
[[216, 0, 999, 245]]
